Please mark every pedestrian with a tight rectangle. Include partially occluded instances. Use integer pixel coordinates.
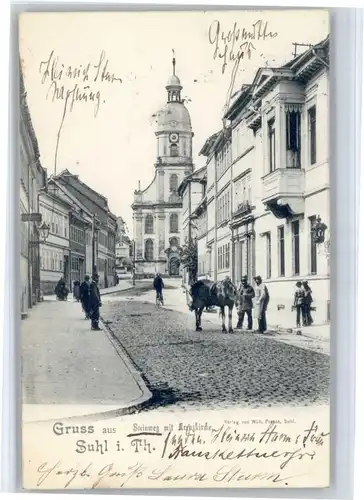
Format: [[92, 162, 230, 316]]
[[55, 277, 68, 301], [293, 281, 305, 327], [236, 275, 255, 330], [153, 273, 164, 305], [253, 275, 270, 333], [73, 280, 81, 302], [302, 281, 314, 326], [80, 275, 91, 319], [89, 274, 102, 331]]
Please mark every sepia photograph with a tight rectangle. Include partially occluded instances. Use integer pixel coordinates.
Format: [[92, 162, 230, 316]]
[[19, 9, 330, 489]]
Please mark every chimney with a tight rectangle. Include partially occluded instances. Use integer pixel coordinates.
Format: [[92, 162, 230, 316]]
[[138, 180, 141, 191]]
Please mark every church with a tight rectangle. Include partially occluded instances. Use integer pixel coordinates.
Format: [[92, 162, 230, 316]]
[[131, 58, 194, 277]]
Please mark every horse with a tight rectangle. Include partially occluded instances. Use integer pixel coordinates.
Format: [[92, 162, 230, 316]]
[[188, 278, 237, 333]]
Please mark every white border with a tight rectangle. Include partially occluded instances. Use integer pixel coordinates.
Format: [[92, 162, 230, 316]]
[[1, 2, 363, 500]]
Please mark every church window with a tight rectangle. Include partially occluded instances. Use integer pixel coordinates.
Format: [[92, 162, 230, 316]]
[[170, 144, 179, 157], [169, 174, 178, 192], [170, 214, 179, 233], [145, 215, 154, 234], [145, 239, 154, 261]]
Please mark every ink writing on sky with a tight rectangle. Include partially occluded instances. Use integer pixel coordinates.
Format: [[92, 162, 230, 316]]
[[208, 20, 278, 125], [38, 50, 122, 173]]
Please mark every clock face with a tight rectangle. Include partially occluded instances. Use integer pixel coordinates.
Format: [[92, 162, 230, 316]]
[[169, 132, 179, 143], [170, 120, 177, 128]]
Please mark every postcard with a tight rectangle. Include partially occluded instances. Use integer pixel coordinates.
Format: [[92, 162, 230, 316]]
[[19, 9, 330, 489]]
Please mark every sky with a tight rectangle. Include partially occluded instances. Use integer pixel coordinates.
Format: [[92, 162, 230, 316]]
[[20, 10, 329, 234]]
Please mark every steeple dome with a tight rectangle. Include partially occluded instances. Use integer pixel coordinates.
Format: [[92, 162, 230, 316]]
[[166, 57, 182, 103]]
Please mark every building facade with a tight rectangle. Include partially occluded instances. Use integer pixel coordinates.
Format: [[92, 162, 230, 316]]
[[131, 59, 194, 278], [39, 188, 71, 295], [20, 67, 47, 316], [178, 166, 207, 285], [115, 216, 131, 269], [186, 37, 330, 328], [54, 170, 117, 289]]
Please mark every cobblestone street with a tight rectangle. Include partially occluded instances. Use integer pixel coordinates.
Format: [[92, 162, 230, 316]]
[[102, 294, 330, 413]]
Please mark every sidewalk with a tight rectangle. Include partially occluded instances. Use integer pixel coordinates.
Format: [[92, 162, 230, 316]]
[[21, 296, 151, 422], [100, 280, 134, 295]]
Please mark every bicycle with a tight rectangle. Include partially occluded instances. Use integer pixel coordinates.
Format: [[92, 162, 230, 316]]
[[155, 291, 164, 307]]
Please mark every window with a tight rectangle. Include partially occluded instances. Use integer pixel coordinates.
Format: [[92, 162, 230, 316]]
[[308, 106, 317, 165], [266, 232, 271, 279], [217, 189, 231, 225], [278, 225, 285, 276], [268, 118, 276, 172], [145, 239, 154, 261], [234, 173, 252, 210], [170, 144, 179, 157], [309, 217, 318, 274], [169, 174, 178, 192], [170, 213, 178, 233], [217, 243, 230, 270], [145, 214, 154, 234], [286, 108, 301, 167], [292, 220, 300, 275]]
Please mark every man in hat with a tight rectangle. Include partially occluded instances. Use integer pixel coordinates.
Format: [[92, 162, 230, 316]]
[[89, 274, 102, 330], [79, 275, 91, 319], [236, 275, 255, 330], [253, 275, 270, 333]]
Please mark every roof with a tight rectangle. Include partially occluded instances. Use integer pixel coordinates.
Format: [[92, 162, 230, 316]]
[[177, 166, 206, 196], [199, 131, 221, 156], [54, 170, 117, 225]]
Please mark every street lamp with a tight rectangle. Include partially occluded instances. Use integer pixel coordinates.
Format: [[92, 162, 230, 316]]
[[38, 221, 50, 242]]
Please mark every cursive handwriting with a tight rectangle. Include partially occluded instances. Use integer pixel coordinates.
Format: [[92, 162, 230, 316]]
[[39, 49, 122, 118], [208, 19, 278, 75], [34, 460, 301, 488]]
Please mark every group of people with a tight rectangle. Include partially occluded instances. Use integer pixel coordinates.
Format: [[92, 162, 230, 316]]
[[235, 275, 314, 333], [54, 275, 102, 330], [293, 281, 314, 327], [235, 275, 270, 333]]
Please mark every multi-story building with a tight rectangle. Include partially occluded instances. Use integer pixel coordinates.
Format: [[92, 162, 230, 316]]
[[38, 187, 70, 295], [187, 37, 330, 328], [199, 129, 233, 282], [178, 166, 206, 285], [54, 170, 117, 289], [19, 66, 47, 316], [131, 58, 194, 278], [115, 216, 131, 269]]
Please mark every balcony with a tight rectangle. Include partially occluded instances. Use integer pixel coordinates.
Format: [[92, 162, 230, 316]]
[[262, 168, 304, 219]]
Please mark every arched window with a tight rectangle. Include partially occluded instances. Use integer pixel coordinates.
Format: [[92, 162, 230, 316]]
[[144, 214, 154, 234], [145, 239, 154, 261], [170, 144, 179, 157], [170, 214, 179, 233], [169, 173, 178, 192]]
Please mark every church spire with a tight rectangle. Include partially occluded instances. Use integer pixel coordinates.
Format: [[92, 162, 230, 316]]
[[166, 52, 182, 103]]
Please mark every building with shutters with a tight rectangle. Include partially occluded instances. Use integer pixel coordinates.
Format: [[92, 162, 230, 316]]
[[131, 58, 194, 277]]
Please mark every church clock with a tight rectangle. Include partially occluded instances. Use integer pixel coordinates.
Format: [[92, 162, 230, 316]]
[[169, 132, 179, 143]]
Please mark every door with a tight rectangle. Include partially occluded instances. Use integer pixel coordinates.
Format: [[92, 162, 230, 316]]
[[169, 257, 180, 276]]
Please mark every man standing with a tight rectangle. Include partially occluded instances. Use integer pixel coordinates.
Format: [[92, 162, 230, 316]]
[[89, 274, 102, 331], [80, 275, 91, 319], [254, 275, 270, 333], [293, 281, 305, 328], [153, 273, 164, 305], [236, 275, 255, 330]]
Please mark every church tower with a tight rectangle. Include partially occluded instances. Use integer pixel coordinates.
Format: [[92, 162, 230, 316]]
[[132, 57, 194, 277], [155, 57, 194, 174]]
